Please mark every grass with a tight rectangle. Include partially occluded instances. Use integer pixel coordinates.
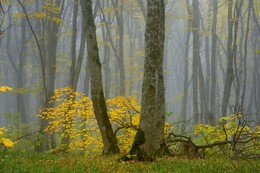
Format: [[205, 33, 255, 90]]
[[0, 152, 259, 173]]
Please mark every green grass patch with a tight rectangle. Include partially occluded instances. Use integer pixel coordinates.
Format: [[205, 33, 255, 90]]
[[0, 152, 259, 173]]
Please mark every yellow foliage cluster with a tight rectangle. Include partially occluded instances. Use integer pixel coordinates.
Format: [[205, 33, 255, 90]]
[[39, 87, 173, 154], [43, 0, 60, 14], [38, 87, 138, 154], [43, 0, 63, 23], [0, 127, 14, 147], [0, 86, 14, 147], [194, 114, 260, 144], [107, 96, 140, 153], [14, 12, 62, 24], [38, 87, 100, 153], [0, 86, 12, 92], [13, 0, 63, 24]]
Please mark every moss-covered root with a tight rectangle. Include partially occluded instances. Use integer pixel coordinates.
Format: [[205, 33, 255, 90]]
[[118, 129, 146, 161]]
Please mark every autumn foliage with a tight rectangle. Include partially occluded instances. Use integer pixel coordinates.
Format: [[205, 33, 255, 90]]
[[0, 127, 14, 147], [0, 86, 14, 148], [166, 113, 260, 159], [38, 87, 143, 154]]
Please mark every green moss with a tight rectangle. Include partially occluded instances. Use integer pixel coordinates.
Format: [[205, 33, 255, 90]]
[[0, 152, 259, 173]]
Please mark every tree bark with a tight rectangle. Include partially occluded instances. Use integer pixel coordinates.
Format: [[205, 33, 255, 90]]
[[6, 11, 27, 126], [221, 0, 234, 116], [210, 0, 218, 124], [241, 0, 252, 109], [81, 0, 119, 154], [124, 0, 165, 161], [60, 0, 86, 152], [111, 0, 126, 96], [180, 0, 191, 129], [221, 0, 242, 116], [35, 0, 64, 152], [16, 0, 51, 151], [192, 0, 200, 124]]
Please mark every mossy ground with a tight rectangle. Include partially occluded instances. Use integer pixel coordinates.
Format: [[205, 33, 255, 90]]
[[0, 152, 259, 173]]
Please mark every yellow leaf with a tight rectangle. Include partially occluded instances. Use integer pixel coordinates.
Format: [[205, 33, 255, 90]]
[[1, 138, 14, 147], [0, 86, 13, 92]]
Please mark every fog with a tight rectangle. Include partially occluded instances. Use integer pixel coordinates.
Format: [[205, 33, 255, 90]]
[[0, 0, 259, 133]]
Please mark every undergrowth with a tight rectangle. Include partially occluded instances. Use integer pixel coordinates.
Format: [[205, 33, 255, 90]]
[[0, 152, 259, 173]]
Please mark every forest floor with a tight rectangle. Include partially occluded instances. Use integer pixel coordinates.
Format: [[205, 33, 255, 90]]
[[0, 152, 259, 173]]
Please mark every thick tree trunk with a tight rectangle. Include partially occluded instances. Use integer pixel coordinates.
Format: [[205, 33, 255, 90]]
[[139, 0, 165, 160], [123, 0, 165, 161], [81, 0, 119, 154]]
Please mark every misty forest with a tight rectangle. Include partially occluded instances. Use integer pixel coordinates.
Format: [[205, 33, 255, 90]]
[[0, 0, 260, 172]]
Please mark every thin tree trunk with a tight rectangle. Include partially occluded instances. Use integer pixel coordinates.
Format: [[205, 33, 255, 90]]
[[36, 0, 64, 151], [111, 0, 126, 96], [221, 0, 234, 116], [81, 0, 119, 154], [209, 0, 218, 125], [136, 0, 146, 19], [180, 0, 191, 129], [6, 11, 27, 126], [16, 0, 51, 151], [17, 18, 27, 125], [60, 0, 86, 152], [241, 0, 252, 109], [192, 0, 200, 124]]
